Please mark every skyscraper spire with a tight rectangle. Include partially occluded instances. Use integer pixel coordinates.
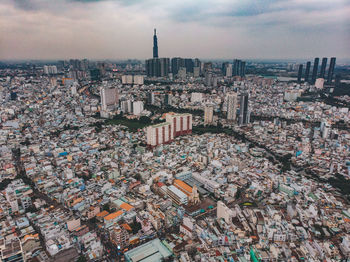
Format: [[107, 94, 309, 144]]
[[153, 28, 158, 58]]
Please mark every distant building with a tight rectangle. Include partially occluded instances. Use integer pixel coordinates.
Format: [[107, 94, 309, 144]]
[[110, 225, 129, 249], [146, 58, 170, 77], [147, 92, 155, 105], [227, 93, 238, 121], [297, 64, 303, 83], [239, 93, 250, 126], [233, 59, 246, 77], [311, 57, 319, 84], [0, 237, 25, 262], [122, 75, 144, 85], [304, 61, 311, 83], [164, 93, 172, 106], [327, 57, 336, 84], [204, 105, 214, 125], [153, 28, 158, 58], [319, 57, 327, 78]]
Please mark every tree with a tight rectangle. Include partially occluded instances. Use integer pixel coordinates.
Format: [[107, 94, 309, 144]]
[[76, 255, 87, 262]]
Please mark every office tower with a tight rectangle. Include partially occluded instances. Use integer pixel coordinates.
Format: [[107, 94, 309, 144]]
[[240, 61, 246, 77], [205, 72, 212, 86], [297, 64, 303, 83], [227, 93, 237, 121], [335, 74, 341, 86], [327, 57, 336, 84], [171, 57, 184, 76], [319, 57, 327, 78], [239, 93, 249, 126], [233, 59, 239, 76], [311, 57, 319, 84], [193, 67, 200, 77], [226, 64, 233, 77], [184, 58, 194, 73], [204, 105, 214, 125], [153, 28, 158, 58], [194, 58, 201, 75], [203, 62, 212, 73], [222, 62, 229, 75], [304, 61, 311, 82], [146, 58, 170, 77], [100, 87, 118, 111], [147, 92, 155, 105], [90, 68, 101, 81]]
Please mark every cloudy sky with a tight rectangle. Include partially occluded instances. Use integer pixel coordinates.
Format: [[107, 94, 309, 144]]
[[0, 0, 349, 60]]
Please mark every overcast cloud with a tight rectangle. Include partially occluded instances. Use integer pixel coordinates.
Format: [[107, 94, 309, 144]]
[[0, 0, 349, 60]]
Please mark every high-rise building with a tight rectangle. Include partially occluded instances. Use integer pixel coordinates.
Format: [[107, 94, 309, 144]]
[[297, 64, 303, 83], [147, 92, 155, 105], [184, 58, 194, 73], [164, 93, 172, 107], [227, 93, 237, 121], [146, 58, 170, 77], [319, 57, 327, 78], [327, 57, 336, 84], [222, 62, 229, 75], [171, 57, 184, 76], [239, 93, 250, 126], [165, 113, 192, 137], [153, 28, 158, 58], [133, 101, 144, 116], [233, 59, 246, 77], [311, 57, 319, 84], [304, 61, 311, 83], [204, 105, 214, 125], [100, 87, 119, 112]]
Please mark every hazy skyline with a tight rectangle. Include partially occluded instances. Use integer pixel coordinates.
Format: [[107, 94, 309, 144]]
[[1, 0, 349, 60]]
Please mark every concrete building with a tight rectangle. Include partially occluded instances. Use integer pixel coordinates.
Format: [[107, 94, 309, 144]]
[[132, 101, 144, 116], [315, 78, 325, 89], [165, 113, 192, 137], [204, 105, 214, 125], [191, 92, 203, 103], [167, 185, 188, 206], [146, 122, 173, 148], [227, 93, 237, 121], [100, 87, 118, 111]]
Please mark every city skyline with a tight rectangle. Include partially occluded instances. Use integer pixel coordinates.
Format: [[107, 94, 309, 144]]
[[0, 0, 349, 60]]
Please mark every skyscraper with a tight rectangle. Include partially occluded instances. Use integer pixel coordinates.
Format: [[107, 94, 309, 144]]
[[146, 58, 170, 77], [319, 57, 327, 78], [153, 28, 158, 58], [239, 93, 249, 126], [327, 57, 336, 84], [204, 105, 214, 125], [304, 61, 311, 83], [297, 64, 303, 83], [226, 93, 237, 121], [311, 57, 319, 84], [171, 57, 184, 76]]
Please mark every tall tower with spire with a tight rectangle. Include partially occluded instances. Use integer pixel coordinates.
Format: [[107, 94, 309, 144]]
[[153, 28, 158, 58]]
